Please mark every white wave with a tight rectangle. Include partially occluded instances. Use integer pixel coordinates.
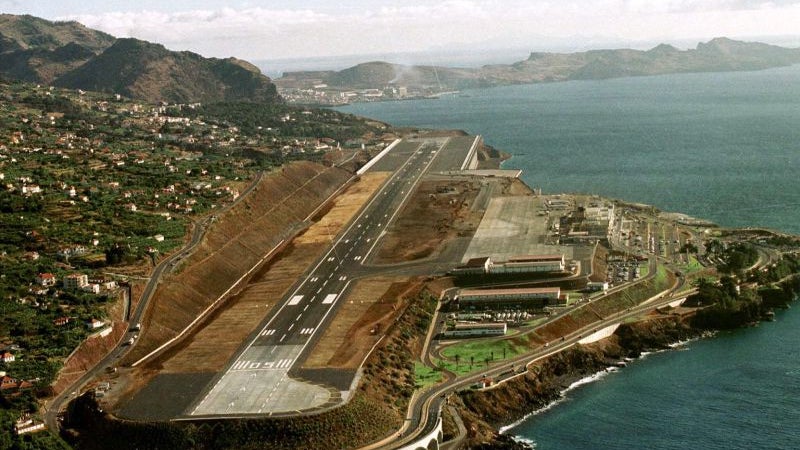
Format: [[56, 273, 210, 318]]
[[500, 367, 618, 434], [501, 332, 718, 436], [511, 435, 537, 448]]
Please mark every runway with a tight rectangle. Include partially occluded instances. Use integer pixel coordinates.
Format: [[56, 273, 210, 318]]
[[186, 137, 463, 417]]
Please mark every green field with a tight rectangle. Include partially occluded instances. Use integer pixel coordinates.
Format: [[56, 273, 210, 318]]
[[439, 338, 528, 376], [414, 362, 443, 389], [681, 255, 704, 274], [654, 264, 671, 289]]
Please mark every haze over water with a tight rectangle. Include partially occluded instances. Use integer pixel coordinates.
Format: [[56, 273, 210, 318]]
[[339, 65, 800, 235], [338, 65, 800, 449]]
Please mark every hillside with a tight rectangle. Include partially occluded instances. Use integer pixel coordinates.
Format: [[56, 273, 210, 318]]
[[0, 14, 115, 83], [277, 38, 800, 102], [0, 14, 280, 104], [55, 38, 280, 104]]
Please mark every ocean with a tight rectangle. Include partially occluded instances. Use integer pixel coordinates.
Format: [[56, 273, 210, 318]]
[[336, 65, 800, 449]]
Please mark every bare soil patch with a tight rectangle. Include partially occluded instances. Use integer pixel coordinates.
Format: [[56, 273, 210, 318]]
[[590, 244, 609, 282], [373, 179, 484, 263], [129, 171, 387, 376], [51, 322, 127, 395], [303, 276, 418, 369], [124, 162, 352, 364]]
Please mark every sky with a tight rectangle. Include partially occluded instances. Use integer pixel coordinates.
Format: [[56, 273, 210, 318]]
[[3, 0, 800, 63]]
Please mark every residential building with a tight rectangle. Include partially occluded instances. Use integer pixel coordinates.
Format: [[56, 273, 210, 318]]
[[64, 273, 89, 290], [36, 273, 56, 287], [14, 415, 45, 435], [86, 318, 105, 330]]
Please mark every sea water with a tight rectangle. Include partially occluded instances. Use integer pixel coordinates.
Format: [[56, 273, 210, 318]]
[[337, 65, 800, 449]]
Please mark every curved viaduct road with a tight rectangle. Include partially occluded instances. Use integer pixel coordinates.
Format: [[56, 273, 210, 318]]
[[386, 283, 698, 450]]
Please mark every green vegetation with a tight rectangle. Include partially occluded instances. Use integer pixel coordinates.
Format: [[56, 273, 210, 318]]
[[687, 277, 764, 329], [707, 240, 759, 274], [680, 255, 704, 275], [0, 79, 389, 445], [175, 102, 382, 143], [654, 265, 670, 288], [439, 339, 527, 377], [414, 362, 442, 389]]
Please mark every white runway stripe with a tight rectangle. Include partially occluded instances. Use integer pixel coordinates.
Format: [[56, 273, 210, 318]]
[[277, 359, 292, 368], [288, 295, 303, 305], [322, 293, 338, 304]]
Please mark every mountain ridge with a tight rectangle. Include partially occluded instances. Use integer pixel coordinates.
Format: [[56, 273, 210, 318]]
[[276, 37, 800, 94], [0, 14, 280, 104]]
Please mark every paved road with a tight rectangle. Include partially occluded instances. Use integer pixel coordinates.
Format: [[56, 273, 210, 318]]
[[186, 138, 456, 417], [388, 281, 699, 450]]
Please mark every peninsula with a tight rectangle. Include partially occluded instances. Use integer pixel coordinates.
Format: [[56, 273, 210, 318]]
[[275, 38, 800, 104]]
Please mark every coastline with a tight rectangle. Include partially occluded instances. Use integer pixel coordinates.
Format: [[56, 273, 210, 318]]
[[452, 282, 800, 449], [52, 126, 800, 449], [497, 332, 713, 444]]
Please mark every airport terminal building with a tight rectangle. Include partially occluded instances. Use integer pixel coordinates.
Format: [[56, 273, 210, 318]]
[[452, 254, 567, 276], [455, 287, 562, 310]]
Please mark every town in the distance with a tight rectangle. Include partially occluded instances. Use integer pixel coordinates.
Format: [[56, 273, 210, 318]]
[[2, 12, 800, 450]]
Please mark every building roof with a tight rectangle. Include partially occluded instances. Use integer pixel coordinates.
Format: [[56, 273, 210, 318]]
[[462, 257, 492, 268], [507, 254, 564, 263], [453, 322, 507, 330], [459, 287, 561, 297], [37, 273, 55, 279]]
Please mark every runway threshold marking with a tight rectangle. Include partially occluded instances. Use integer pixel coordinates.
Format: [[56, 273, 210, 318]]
[[260, 329, 276, 336]]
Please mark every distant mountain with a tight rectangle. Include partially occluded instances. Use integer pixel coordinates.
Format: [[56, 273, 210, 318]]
[[0, 14, 279, 104], [55, 38, 279, 104], [277, 38, 800, 92], [0, 14, 115, 83]]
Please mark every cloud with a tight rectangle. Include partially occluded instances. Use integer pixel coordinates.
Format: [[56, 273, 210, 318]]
[[57, 1, 800, 60]]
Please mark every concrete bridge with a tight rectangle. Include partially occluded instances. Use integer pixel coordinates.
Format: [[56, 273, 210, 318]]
[[397, 416, 443, 450]]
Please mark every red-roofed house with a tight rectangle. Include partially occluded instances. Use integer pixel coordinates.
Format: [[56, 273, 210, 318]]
[[36, 273, 56, 287], [1, 352, 15, 363]]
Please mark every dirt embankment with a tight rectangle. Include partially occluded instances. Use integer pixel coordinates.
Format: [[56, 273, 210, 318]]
[[52, 324, 127, 396], [453, 315, 700, 449], [51, 288, 130, 395], [304, 276, 416, 369], [152, 171, 389, 375], [65, 284, 439, 450], [124, 162, 353, 364]]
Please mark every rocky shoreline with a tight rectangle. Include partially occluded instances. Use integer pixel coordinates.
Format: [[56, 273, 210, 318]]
[[448, 314, 700, 449], [453, 274, 800, 449]]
